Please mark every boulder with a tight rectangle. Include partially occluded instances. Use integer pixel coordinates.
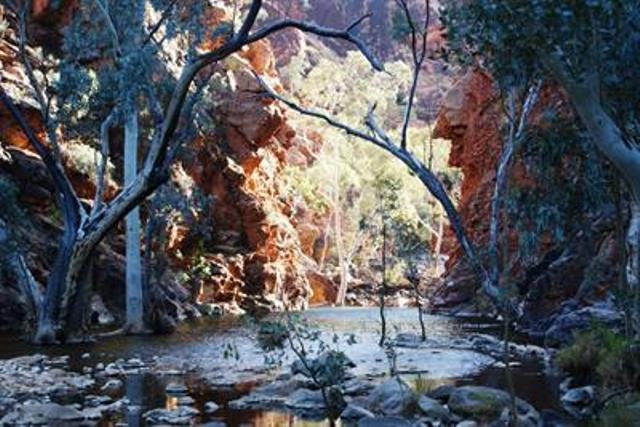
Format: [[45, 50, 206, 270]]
[[285, 387, 345, 418], [447, 386, 539, 424], [417, 395, 450, 423], [143, 406, 200, 425], [285, 388, 326, 412], [100, 379, 123, 395], [358, 416, 414, 427], [560, 386, 596, 419], [0, 403, 85, 425], [204, 401, 220, 414], [545, 304, 621, 346], [366, 378, 416, 415], [165, 382, 189, 396], [341, 403, 375, 421]]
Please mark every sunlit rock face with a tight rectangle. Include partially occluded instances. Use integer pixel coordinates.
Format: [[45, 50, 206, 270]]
[[0, 1, 337, 331], [432, 69, 621, 331], [178, 52, 317, 312]]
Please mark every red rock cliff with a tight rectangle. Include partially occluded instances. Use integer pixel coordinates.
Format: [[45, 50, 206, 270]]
[[432, 69, 621, 331], [0, 2, 333, 330]]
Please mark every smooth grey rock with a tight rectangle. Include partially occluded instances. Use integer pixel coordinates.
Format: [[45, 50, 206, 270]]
[[1, 403, 85, 425], [417, 395, 450, 422], [561, 386, 596, 418], [366, 378, 415, 415], [357, 416, 413, 427], [341, 403, 375, 421], [177, 396, 195, 406], [285, 388, 326, 411], [204, 401, 220, 414], [448, 386, 539, 424], [101, 378, 123, 395], [165, 382, 189, 395], [428, 384, 456, 403], [143, 406, 199, 425], [545, 303, 621, 346], [343, 378, 375, 396]]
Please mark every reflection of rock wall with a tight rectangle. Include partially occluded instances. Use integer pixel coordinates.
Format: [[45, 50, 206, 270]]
[[432, 69, 621, 334]]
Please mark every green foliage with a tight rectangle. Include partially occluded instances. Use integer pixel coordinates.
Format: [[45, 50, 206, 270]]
[[443, 0, 640, 135], [506, 118, 613, 262], [282, 51, 459, 283], [62, 141, 115, 182], [255, 313, 356, 421], [256, 319, 289, 352], [282, 166, 330, 213], [556, 327, 639, 391]]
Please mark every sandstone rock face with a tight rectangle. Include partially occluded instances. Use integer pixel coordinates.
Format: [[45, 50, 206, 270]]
[[432, 69, 621, 334], [174, 49, 331, 313], [0, 2, 334, 331]]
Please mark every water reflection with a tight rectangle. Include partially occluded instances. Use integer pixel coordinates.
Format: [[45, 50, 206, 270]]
[[125, 374, 144, 427], [0, 307, 560, 426]]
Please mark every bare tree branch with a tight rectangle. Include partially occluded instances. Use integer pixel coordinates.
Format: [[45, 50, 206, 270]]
[[17, 0, 60, 158], [256, 74, 518, 318], [143, 0, 179, 47], [93, 0, 121, 57], [397, 0, 430, 150], [0, 89, 84, 227], [237, 0, 263, 40], [488, 81, 542, 284], [198, 14, 384, 72], [257, 75, 388, 150], [91, 108, 118, 219]]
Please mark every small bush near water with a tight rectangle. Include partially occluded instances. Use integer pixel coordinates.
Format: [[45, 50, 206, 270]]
[[556, 327, 640, 391]]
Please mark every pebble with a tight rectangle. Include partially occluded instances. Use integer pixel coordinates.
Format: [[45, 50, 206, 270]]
[[205, 401, 220, 414], [165, 382, 189, 395]]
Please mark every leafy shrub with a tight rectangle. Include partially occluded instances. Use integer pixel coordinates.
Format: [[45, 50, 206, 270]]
[[556, 327, 639, 391], [256, 319, 289, 352], [62, 141, 114, 182]]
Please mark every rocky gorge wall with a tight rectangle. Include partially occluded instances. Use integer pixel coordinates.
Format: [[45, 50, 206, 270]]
[[0, 1, 334, 331], [431, 69, 623, 343]]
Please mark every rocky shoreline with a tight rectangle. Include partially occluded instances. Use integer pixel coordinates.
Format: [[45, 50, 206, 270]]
[[0, 331, 558, 426], [0, 307, 636, 426]]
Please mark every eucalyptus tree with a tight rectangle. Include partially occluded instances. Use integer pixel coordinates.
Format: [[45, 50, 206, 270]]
[[0, 0, 381, 344], [258, 0, 518, 318], [442, 0, 640, 336]]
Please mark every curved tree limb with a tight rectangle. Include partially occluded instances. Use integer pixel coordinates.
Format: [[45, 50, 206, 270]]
[[256, 75, 518, 319]]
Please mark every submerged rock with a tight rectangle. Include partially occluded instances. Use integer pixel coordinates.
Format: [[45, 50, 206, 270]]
[[143, 406, 200, 425]]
